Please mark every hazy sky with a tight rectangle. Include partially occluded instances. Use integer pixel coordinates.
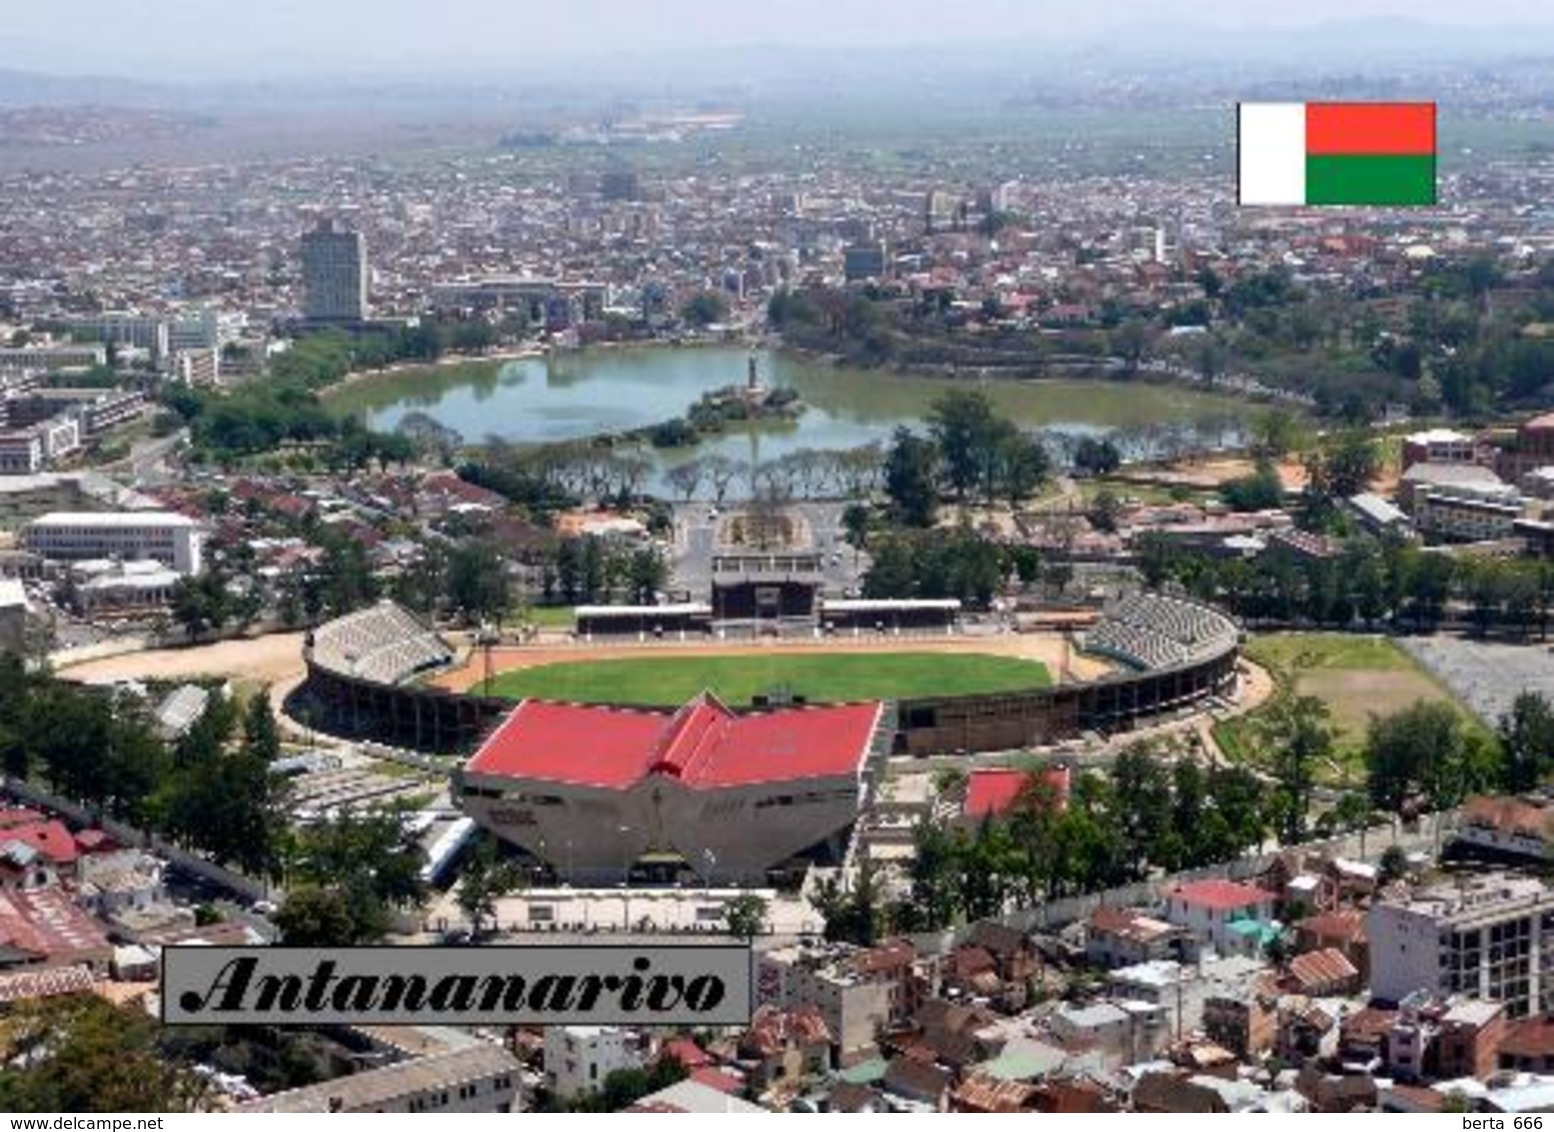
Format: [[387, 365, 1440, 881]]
[[5, 0, 1551, 77]]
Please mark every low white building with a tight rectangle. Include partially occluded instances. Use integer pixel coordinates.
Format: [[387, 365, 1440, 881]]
[[544, 1026, 640, 1100], [22, 511, 203, 575]]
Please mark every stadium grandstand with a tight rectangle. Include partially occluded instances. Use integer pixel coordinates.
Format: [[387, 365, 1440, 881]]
[[1081, 593, 1240, 672], [294, 600, 506, 752], [308, 601, 454, 685], [456, 691, 892, 884], [819, 598, 961, 633], [575, 603, 712, 639]]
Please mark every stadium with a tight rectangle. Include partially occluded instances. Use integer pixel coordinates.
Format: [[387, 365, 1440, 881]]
[[291, 592, 1242, 882]]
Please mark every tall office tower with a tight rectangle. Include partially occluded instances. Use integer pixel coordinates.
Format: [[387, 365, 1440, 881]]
[[301, 218, 368, 323]]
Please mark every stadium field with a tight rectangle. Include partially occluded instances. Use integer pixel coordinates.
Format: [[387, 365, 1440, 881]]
[[486, 652, 1052, 706]]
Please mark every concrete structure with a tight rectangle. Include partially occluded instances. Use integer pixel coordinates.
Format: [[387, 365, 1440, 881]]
[[22, 511, 203, 574], [543, 1026, 639, 1100], [1368, 874, 1554, 1017], [756, 942, 904, 1064], [240, 1044, 521, 1113], [0, 346, 106, 371], [301, 219, 369, 324], [1162, 879, 1278, 957], [457, 692, 889, 885], [1403, 428, 1479, 470], [0, 578, 25, 653]]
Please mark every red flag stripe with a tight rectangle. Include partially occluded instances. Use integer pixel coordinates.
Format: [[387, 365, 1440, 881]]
[[1306, 102, 1436, 156]]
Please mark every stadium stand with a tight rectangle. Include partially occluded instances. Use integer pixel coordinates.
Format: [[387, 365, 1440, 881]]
[[1081, 593, 1239, 672], [309, 601, 454, 686]]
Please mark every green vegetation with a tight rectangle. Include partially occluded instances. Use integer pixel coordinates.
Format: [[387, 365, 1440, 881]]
[[489, 652, 1051, 706], [0, 996, 209, 1113], [1216, 633, 1483, 781], [0, 659, 284, 879], [274, 811, 429, 946], [831, 747, 1270, 938]]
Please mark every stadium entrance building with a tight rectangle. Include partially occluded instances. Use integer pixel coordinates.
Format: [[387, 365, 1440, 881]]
[[710, 552, 823, 627], [455, 691, 890, 885]]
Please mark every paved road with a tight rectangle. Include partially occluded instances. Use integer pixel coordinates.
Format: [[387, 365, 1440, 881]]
[[670, 499, 868, 598]]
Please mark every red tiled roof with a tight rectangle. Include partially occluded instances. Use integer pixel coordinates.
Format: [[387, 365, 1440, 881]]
[[1167, 878, 1272, 913], [0, 808, 45, 830], [1288, 948, 1359, 992], [0, 820, 79, 865], [962, 767, 1070, 820], [0, 963, 95, 1004], [660, 1037, 713, 1069], [689, 1067, 744, 1095], [465, 693, 882, 790], [0, 888, 111, 965]]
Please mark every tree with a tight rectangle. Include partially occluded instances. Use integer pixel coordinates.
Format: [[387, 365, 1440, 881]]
[[841, 502, 871, 563], [813, 862, 884, 946], [883, 427, 939, 527], [0, 995, 210, 1113], [273, 885, 361, 946], [1367, 701, 1492, 816], [664, 459, 704, 502], [1072, 436, 1121, 477], [457, 838, 526, 937], [170, 572, 230, 641], [1378, 844, 1411, 886], [241, 693, 281, 764], [928, 389, 1001, 502], [722, 893, 769, 940], [1497, 691, 1554, 794], [1254, 695, 1334, 844], [680, 291, 730, 328], [446, 540, 512, 625]]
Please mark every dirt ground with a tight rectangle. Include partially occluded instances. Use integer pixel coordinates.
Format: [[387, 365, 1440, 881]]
[[1294, 668, 1445, 744], [431, 632, 1116, 693]]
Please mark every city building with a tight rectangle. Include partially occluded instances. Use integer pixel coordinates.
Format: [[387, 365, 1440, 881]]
[[544, 1026, 640, 1100], [756, 941, 919, 1064], [457, 692, 888, 884], [240, 1044, 522, 1113], [21, 511, 204, 574], [0, 346, 106, 371], [1162, 879, 1278, 957], [1403, 428, 1480, 470], [301, 219, 369, 324], [1368, 873, 1554, 1017]]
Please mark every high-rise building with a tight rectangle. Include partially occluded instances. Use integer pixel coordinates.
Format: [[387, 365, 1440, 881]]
[[1368, 874, 1554, 1018], [301, 219, 368, 324]]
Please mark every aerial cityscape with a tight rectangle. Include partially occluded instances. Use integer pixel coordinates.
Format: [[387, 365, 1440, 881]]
[[7, 0, 1554, 1116]]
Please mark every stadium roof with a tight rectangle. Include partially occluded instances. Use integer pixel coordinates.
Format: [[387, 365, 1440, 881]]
[[465, 691, 882, 791], [962, 766, 1070, 820]]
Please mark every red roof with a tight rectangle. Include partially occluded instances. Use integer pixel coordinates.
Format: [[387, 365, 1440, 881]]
[[962, 767, 1071, 820], [0, 888, 110, 965], [465, 693, 882, 790], [0, 820, 79, 865], [1167, 878, 1272, 913], [0, 808, 45, 830], [659, 1037, 712, 1069]]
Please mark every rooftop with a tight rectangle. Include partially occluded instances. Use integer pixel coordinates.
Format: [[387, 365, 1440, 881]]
[[464, 692, 882, 790], [239, 1044, 519, 1113], [1167, 878, 1274, 913], [27, 510, 199, 529]]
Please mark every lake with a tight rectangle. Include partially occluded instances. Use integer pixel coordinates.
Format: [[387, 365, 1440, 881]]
[[328, 345, 1254, 484]]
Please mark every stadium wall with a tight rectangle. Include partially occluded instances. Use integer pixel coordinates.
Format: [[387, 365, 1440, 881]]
[[295, 596, 1240, 756]]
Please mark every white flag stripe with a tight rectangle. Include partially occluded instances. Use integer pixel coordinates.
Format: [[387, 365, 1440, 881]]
[[1238, 102, 1307, 206]]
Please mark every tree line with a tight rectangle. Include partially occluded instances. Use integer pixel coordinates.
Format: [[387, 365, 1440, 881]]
[[0, 658, 285, 879]]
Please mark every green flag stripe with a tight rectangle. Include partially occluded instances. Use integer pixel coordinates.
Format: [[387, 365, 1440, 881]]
[[1305, 154, 1436, 205]]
